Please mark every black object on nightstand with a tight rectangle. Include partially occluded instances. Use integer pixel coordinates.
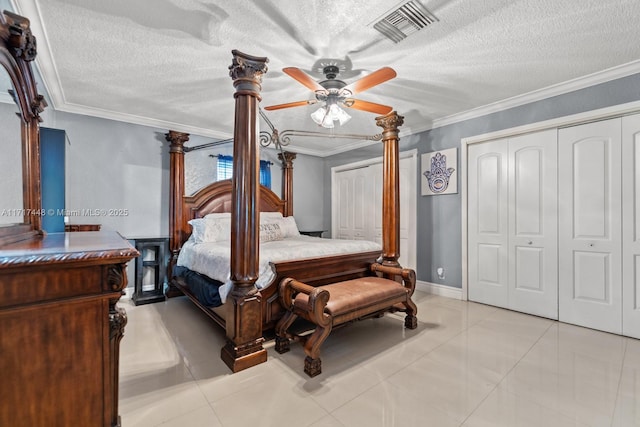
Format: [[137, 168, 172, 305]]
[[132, 237, 169, 305], [299, 230, 326, 238]]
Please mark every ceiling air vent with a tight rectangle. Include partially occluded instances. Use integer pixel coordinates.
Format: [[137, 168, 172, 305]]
[[373, 1, 438, 43]]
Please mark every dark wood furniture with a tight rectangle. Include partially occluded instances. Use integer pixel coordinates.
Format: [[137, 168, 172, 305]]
[[0, 12, 138, 427], [0, 231, 138, 427], [299, 230, 326, 237], [65, 223, 101, 232], [132, 237, 168, 306], [275, 263, 418, 377], [167, 50, 407, 374], [0, 11, 47, 246]]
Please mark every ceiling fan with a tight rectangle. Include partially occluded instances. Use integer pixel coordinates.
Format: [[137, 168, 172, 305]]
[[264, 65, 396, 128]]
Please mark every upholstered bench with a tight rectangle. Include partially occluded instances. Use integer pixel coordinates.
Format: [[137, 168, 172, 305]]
[[275, 263, 418, 377]]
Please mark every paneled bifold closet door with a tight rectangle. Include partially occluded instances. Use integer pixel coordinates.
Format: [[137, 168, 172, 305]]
[[468, 129, 558, 319], [468, 138, 509, 308], [622, 113, 640, 339], [334, 156, 417, 270], [336, 167, 370, 241], [508, 130, 558, 319], [558, 118, 622, 334]]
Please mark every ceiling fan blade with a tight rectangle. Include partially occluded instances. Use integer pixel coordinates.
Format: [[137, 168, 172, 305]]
[[283, 67, 326, 92], [344, 99, 393, 115], [263, 100, 317, 111], [342, 67, 397, 95]]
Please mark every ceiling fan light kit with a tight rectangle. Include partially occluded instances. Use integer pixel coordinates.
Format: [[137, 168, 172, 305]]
[[311, 103, 352, 129], [264, 65, 396, 129]]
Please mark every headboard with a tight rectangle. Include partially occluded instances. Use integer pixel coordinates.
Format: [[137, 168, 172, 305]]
[[179, 179, 285, 246]]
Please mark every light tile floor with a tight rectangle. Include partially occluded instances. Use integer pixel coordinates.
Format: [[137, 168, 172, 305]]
[[118, 292, 640, 427]]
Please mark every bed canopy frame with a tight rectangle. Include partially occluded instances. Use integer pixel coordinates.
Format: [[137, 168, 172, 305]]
[[167, 50, 405, 372]]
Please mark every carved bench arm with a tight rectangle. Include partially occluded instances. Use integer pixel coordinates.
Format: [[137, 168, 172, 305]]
[[279, 277, 331, 326], [370, 263, 416, 295]]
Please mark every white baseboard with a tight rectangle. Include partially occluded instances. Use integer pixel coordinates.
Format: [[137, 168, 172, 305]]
[[416, 280, 463, 300]]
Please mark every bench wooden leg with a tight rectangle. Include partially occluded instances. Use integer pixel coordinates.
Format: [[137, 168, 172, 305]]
[[304, 356, 322, 377], [404, 298, 418, 329], [302, 323, 332, 377], [275, 336, 290, 354], [274, 311, 297, 354]]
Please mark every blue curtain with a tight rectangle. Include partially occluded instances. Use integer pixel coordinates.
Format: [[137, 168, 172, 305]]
[[260, 160, 271, 189], [216, 155, 271, 189]]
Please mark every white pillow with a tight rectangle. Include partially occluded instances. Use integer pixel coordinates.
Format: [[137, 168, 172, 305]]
[[259, 223, 283, 242], [260, 211, 283, 220], [188, 217, 231, 243], [279, 216, 300, 238]]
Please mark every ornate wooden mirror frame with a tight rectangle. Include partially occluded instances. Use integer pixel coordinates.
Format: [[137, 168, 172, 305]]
[[0, 10, 46, 245]]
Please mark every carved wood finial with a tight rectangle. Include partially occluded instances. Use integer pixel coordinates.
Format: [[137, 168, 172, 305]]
[[278, 151, 296, 168], [31, 94, 47, 121], [229, 50, 268, 99], [3, 11, 37, 62], [165, 130, 190, 153], [375, 111, 404, 137]]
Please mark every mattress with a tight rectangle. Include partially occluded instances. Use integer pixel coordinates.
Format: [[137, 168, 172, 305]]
[[176, 235, 381, 303]]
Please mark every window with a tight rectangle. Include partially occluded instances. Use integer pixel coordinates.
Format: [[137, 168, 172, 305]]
[[217, 155, 233, 181], [217, 155, 272, 189]]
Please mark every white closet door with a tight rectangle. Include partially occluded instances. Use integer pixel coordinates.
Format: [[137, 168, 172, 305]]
[[507, 129, 558, 319], [335, 168, 370, 240], [370, 163, 384, 246], [468, 139, 509, 307], [622, 113, 640, 339], [398, 157, 417, 269], [558, 118, 622, 334]]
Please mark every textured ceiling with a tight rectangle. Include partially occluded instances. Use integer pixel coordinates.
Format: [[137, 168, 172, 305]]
[[12, 0, 640, 155]]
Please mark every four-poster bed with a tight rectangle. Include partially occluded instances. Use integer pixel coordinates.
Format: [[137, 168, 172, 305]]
[[166, 50, 414, 373]]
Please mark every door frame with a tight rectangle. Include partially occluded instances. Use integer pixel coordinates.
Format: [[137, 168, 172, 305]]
[[461, 100, 640, 301], [331, 149, 418, 268]]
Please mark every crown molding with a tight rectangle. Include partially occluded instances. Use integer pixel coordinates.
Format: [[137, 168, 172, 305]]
[[407, 59, 640, 135]]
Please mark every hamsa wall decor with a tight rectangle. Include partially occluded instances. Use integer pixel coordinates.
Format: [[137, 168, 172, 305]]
[[421, 148, 457, 196]]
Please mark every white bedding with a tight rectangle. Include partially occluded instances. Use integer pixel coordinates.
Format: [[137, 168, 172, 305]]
[[176, 235, 381, 303]]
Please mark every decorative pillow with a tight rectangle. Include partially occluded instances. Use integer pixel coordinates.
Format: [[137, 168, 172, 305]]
[[279, 216, 300, 238], [259, 223, 283, 242]]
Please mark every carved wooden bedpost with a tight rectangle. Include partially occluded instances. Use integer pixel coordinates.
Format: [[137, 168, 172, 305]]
[[278, 151, 296, 217], [221, 50, 269, 372], [376, 111, 404, 268], [166, 130, 189, 297]]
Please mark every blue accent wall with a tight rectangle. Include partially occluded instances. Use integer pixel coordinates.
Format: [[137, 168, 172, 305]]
[[40, 128, 66, 233]]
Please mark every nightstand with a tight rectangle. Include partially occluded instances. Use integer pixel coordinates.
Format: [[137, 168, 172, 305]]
[[299, 230, 326, 238], [132, 237, 168, 305]]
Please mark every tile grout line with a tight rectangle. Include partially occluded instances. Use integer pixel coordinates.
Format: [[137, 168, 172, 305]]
[[457, 319, 556, 426], [609, 337, 629, 427]]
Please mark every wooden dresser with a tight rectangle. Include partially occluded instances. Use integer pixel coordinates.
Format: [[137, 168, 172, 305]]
[[0, 231, 138, 427]]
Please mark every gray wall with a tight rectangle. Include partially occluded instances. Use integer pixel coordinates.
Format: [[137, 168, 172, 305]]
[[37, 107, 325, 239], [324, 72, 640, 289], [0, 101, 23, 225], [40, 108, 172, 239]]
